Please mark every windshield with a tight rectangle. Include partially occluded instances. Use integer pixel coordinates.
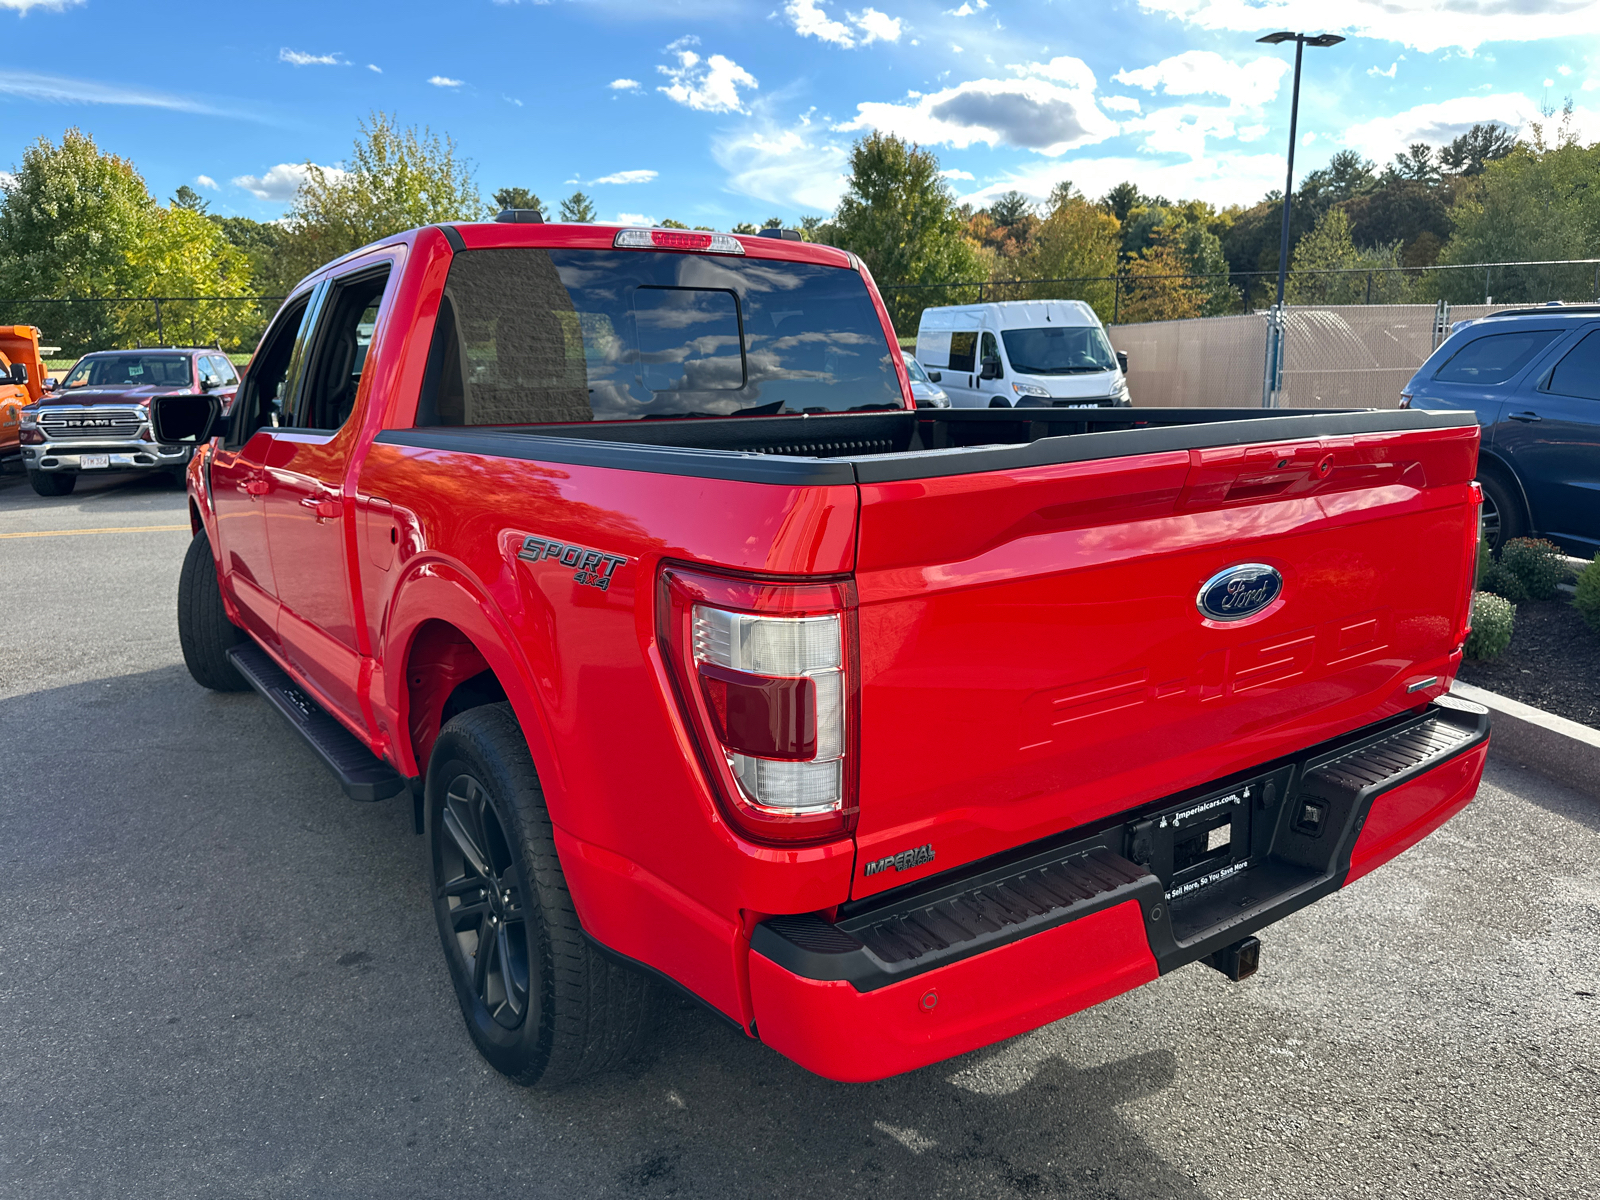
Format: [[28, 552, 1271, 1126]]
[[1001, 326, 1116, 376], [416, 248, 903, 425], [902, 353, 931, 384], [63, 354, 192, 389]]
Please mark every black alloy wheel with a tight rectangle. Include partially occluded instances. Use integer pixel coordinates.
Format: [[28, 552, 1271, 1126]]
[[425, 704, 655, 1087], [434, 772, 532, 1030]]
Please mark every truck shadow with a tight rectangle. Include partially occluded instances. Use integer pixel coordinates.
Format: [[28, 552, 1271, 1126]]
[[2, 665, 1204, 1199]]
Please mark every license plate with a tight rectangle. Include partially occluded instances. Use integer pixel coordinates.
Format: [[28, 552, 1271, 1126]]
[[80, 454, 109, 469]]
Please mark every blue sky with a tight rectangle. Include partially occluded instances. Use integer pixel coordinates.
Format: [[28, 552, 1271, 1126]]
[[1, 0, 1597, 227]]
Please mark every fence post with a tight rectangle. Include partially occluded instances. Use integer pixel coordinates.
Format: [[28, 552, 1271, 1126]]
[[1484, 266, 1491, 304], [1365, 271, 1372, 305], [153, 297, 165, 346], [1112, 274, 1121, 324], [1261, 304, 1286, 409]]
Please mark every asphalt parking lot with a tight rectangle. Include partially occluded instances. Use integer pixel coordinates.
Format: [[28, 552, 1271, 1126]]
[[2, 461, 1598, 1200]]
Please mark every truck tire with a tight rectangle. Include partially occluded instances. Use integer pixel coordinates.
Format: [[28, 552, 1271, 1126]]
[[29, 471, 75, 497], [1477, 469, 1527, 554], [177, 530, 249, 691], [426, 703, 654, 1087]]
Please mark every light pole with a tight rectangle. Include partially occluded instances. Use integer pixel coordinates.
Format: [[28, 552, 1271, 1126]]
[[1256, 30, 1343, 405]]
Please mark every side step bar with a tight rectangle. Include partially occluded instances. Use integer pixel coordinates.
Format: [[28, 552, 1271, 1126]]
[[227, 644, 407, 802]]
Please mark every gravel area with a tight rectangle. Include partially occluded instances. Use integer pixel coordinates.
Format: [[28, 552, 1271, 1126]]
[[1459, 597, 1600, 729]]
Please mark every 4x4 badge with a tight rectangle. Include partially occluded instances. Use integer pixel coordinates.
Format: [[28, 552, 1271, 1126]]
[[517, 535, 629, 591]]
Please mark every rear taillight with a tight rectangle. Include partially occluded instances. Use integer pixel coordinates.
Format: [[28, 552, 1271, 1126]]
[[1398, 389, 1413, 409], [660, 565, 856, 843], [1459, 482, 1484, 648]]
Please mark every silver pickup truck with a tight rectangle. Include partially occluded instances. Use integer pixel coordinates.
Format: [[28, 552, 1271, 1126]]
[[20, 349, 238, 496]]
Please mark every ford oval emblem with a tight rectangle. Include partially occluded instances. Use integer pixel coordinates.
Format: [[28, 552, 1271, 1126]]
[[1197, 563, 1283, 622]]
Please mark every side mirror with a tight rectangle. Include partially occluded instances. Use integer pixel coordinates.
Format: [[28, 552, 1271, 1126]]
[[927, 370, 942, 383], [9, 362, 27, 384], [150, 393, 223, 444], [1115, 350, 1129, 375], [200, 374, 222, 391], [979, 356, 1003, 381], [41, 377, 57, 393]]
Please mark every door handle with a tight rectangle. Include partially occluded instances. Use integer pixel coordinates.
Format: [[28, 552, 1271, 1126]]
[[244, 478, 269, 496], [300, 495, 341, 520], [1508, 411, 1542, 422]]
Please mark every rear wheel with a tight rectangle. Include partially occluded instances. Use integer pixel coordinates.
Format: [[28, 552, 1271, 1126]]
[[177, 530, 248, 691], [29, 471, 75, 497], [427, 703, 654, 1087], [1477, 470, 1526, 554]]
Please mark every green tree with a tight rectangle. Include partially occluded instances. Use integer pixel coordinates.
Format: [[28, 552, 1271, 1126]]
[[658, 218, 689, 229], [825, 132, 981, 331], [1389, 144, 1441, 184], [730, 221, 759, 234], [1341, 178, 1450, 266], [209, 216, 288, 291], [272, 111, 485, 293], [1440, 123, 1517, 176], [558, 191, 596, 222], [172, 184, 209, 214], [1435, 119, 1600, 302], [123, 205, 256, 346], [492, 186, 544, 216], [1118, 226, 1207, 322], [1287, 207, 1409, 304], [988, 190, 1033, 227], [1014, 195, 1119, 317], [762, 216, 784, 229]]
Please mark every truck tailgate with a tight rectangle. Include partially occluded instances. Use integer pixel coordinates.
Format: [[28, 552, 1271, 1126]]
[[850, 424, 1479, 899]]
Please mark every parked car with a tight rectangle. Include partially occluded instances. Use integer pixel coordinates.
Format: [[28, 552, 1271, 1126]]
[[914, 300, 1131, 408], [1402, 303, 1600, 556], [901, 350, 949, 407], [155, 218, 1487, 1088], [0, 325, 48, 459], [18, 348, 239, 496]]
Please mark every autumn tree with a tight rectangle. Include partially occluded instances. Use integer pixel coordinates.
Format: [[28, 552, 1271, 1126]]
[[1287, 208, 1410, 304], [1015, 194, 1119, 316], [1117, 226, 1207, 322]]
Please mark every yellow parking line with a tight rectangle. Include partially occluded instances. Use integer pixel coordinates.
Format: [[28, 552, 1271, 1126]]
[[0, 524, 190, 539]]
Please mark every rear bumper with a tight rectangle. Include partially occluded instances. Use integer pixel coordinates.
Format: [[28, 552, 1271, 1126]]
[[750, 697, 1490, 1082]]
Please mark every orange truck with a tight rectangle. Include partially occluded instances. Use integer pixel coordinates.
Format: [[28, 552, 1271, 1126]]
[[0, 325, 47, 458]]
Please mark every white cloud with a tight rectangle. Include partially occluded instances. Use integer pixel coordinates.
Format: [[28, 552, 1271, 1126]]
[[0, 71, 263, 120], [196, 174, 218, 189], [951, 42, 963, 52], [945, 0, 987, 12], [504, 95, 523, 106], [1368, 61, 1399, 79], [591, 169, 658, 185], [785, 0, 904, 49], [1113, 51, 1287, 108], [1587, 77, 1600, 92], [614, 212, 654, 226], [609, 78, 641, 90], [837, 59, 1118, 156], [0, 0, 84, 11], [0, 170, 14, 189], [1558, 65, 1573, 76], [428, 75, 464, 88], [232, 162, 343, 202], [1124, 104, 1241, 158], [1132, 0, 1600, 54], [941, 167, 975, 180], [367, 64, 382, 73], [713, 119, 851, 211], [279, 48, 344, 67], [1342, 93, 1600, 158], [1102, 95, 1142, 113], [657, 48, 758, 113]]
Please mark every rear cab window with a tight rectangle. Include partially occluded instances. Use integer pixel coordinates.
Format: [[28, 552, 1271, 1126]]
[[1432, 328, 1564, 385], [415, 248, 903, 426]]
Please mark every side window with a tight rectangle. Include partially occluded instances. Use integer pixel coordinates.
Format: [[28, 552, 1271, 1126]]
[[1433, 329, 1563, 385], [198, 355, 219, 383], [229, 295, 311, 445], [948, 330, 978, 373], [980, 331, 1001, 372], [220, 358, 239, 384], [1544, 328, 1600, 400], [290, 265, 392, 432]]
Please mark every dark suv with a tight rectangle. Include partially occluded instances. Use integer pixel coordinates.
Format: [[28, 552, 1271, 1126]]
[[1403, 304, 1600, 556]]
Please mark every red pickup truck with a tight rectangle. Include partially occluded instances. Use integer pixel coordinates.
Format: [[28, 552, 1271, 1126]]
[[154, 217, 1490, 1088]]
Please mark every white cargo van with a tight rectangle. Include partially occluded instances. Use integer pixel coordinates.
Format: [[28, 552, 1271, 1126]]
[[914, 301, 1130, 408]]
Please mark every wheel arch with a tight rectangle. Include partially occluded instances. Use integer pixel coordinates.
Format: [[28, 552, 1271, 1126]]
[[1476, 448, 1533, 532], [386, 564, 567, 815]]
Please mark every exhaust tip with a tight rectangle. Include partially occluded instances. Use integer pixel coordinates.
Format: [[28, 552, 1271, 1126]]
[[1204, 936, 1261, 982]]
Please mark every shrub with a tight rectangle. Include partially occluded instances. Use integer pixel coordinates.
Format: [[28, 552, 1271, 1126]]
[[1574, 553, 1600, 633], [1465, 591, 1516, 660], [1500, 536, 1565, 600], [1478, 560, 1529, 602]]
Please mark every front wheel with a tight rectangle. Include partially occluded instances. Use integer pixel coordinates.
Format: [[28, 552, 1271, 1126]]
[[427, 704, 654, 1087], [29, 471, 75, 497], [1477, 470, 1527, 553]]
